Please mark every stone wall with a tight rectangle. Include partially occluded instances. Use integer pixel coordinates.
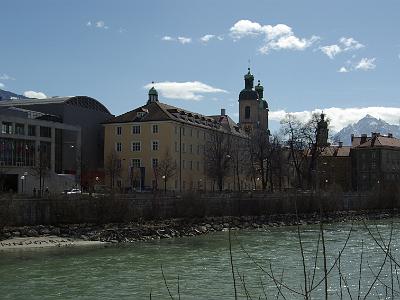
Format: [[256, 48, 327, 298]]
[[0, 191, 398, 226]]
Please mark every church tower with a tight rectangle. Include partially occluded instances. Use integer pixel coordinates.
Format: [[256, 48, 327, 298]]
[[238, 68, 269, 133]]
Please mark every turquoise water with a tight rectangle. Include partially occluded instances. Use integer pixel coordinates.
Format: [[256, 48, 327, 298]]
[[1, 220, 400, 299]]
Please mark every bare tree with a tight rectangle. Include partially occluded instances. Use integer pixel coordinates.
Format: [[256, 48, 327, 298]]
[[156, 151, 177, 192], [269, 135, 285, 192], [229, 137, 249, 191], [31, 144, 51, 197], [280, 113, 330, 189], [248, 128, 270, 190], [280, 114, 307, 188], [205, 130, 232, 192], [104, 151, 121, 189]]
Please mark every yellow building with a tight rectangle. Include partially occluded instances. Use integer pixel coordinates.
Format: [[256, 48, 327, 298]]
[[103, 69, 269, 192]]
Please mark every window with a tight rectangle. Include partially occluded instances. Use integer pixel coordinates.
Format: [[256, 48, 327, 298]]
[[132, 141, 141, 152], [152, 140, 159, 151], [175, 141, 178, 152], [152, 158, 158, 168], [197, 145, 200, 155], [175, 126, 178, 134], [182, 160, 186, 169], [203, 132, 206, 140], [190, 128, 193, 136], [28, 125, 36, 136], [116, 126, 122, 135], [197, 130, 199, 138], [117, 180, 122, 188], [182, 127, 185, 136], [196, 161, 200, 171], [40, 126, 51, 138], [15, 123, 25, 135], [116, 142, 122, 152], [152, 124, 158, 134], [189, 144, 193, 154], [132, 125, 140, 134], [245, 106, 251, 119], [190, 160, 193, 170], [131, 159, 141, 168], [1, 122, 12, 134], [182, 143, 186, 153], [175, 180, 178, 189]]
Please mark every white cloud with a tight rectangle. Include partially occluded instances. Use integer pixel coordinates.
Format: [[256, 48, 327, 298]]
[[86, 20, 109, 30], [162, 36, 192, 44], [355, 57, 376, 71], [269, 106, 400, 132], [229, 20, 266, 39], [23, 91, 47, 99], [320, 44, 342, 59], [338, 67, 349, 73], [320, 37, 364, 59], [260, 35, 319, 54], [340, 37, 364, 51], [230, 19, 318, 54], [0, 73, 15, 80], [0, 82, 4, 88], [177, 37, 191, 44], [144, 81, 227, 101], [200, 34, 215, 43], [162, 36, 174, 41]]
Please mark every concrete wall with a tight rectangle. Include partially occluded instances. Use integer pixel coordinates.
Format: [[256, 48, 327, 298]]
[[1, 191, 398, 226]]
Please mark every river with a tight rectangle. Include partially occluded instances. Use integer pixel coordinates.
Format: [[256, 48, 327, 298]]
[[1, 220, 399, 299]]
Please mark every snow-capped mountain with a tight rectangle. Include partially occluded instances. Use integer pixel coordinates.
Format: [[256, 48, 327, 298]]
[[333, 115, 400, 145], [0, 89, 27, 100]]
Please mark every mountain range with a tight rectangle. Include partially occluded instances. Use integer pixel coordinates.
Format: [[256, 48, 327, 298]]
[[0, 89, 27, 100], [333, 114, 400, 145]]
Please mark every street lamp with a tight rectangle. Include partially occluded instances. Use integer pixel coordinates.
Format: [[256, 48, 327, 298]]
[[162, 175, 166, 193], [20, 175, 25, 194]]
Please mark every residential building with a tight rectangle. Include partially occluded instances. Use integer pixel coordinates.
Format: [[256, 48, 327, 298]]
[[351, 133, 400, 191]]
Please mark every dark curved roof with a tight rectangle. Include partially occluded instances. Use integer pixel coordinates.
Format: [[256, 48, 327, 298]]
[[64, 96, 111, 113], [239, 89, 258, 101], [0, 96, 111, 114]]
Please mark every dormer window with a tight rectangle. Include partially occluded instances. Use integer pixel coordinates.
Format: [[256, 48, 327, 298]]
[[137, 112, 146, 118]]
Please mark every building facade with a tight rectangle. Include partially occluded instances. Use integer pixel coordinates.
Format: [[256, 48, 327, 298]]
[[0, 96, 113, 189], [351, 133, 400, 191], [0, 106, 81, 193], [103, 69, 267, 192]]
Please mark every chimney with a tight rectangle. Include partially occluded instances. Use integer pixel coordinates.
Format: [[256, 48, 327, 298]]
[[388, 133, 393, 138], [351, 134, 354, 142], [221, 108, 226, 116], [361, 134, 367, 144], [338, 141, 343, 148], [371, 132, 380, 138]]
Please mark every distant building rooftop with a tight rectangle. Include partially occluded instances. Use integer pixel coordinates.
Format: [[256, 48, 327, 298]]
[[0, 96, 111, 114]]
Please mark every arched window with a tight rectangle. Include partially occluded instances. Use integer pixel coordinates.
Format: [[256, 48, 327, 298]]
[[245, 106, 251, 119]]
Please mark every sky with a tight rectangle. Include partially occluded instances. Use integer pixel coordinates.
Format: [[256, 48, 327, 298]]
[[1, 0, 400, 132]]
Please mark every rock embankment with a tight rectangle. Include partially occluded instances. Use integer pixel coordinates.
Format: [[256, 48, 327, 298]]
[[0, 211, 395, 244]]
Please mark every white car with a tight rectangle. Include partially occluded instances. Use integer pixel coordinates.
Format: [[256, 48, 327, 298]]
[[66, 189, 82, 195]]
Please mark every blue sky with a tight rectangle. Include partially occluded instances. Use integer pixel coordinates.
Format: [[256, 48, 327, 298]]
[[1, 0, 400, 132]]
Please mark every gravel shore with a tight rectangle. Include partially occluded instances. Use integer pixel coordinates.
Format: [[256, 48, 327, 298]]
[[0, 210, 396, 248]]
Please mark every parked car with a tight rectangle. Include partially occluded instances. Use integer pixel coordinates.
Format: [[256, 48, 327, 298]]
[[65, 188, 82, 195]]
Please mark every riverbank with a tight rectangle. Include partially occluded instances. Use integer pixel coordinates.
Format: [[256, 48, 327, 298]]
[[0, 236, 106, 250], [0, 210, 397, 246]]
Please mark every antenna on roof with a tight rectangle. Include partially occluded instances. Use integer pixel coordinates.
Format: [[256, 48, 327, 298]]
[[248, 58, 251, 70]]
